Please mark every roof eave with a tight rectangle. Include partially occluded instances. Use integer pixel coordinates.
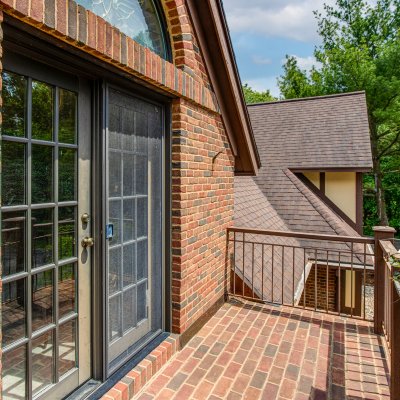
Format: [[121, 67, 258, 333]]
[[289, 167, 373, 173], [186, 0, 260, 175]]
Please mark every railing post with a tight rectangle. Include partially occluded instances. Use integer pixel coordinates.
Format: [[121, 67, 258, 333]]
[[392, 282, 400, 400], [373, 226, 396, 334]]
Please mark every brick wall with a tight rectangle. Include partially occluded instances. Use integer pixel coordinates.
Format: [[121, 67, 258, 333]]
[[162, 0, 211, 88], [0, 0, 234, 337], [300, 265, 337, 312], [171, 98, 234, 333]]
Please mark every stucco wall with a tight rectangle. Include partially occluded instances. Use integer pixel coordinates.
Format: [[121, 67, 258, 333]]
[[325, 172, 357, 222], [303, 171, 357, 223], [303, 171, 320, 189]]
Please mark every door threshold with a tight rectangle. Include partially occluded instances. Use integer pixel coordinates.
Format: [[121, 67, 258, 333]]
[[86, 332, 172, 400], [64, 380, 101, 400]]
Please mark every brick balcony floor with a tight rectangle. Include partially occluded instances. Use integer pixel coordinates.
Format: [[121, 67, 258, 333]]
[[136, 299, 390, 400]]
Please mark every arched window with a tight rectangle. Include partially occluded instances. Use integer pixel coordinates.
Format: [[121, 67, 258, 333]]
[[77, 0, 170, 59]]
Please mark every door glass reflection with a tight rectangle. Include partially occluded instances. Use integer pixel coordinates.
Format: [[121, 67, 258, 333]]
[[32, 331, 54, 396], [3, 71, 26, 138], [32, 270, 53, 331], [59, 207, 76, 260], [137, 240, 148, 281], [137, 197, 148, 238], [2, 212, 26, 277], [109, 247, 121, 295], [59, 264, 75, 317], [59, 148, 76, 202], [32, 209, 53, 268], [109, 151, 122, 197], [59, 320, 77, 377], [123, 243, 136, 287], [109, 295, 121, 342], [123, 153, 135, 196], [2, 279, 26, 347], [59, 89, 77, 144], [2, 141, 25, 206], [32, 80, 53, 141], [3, 344, 27, 400], [123, 287, 136, 332], [109, 103, 121, 150], [135, 156, 147, 195], [137, 282, 147, 322], [123, 199, 135, 242], [135, 111, 147, 153], [32, 145, 53, 204], [121, 108, 135, 151]]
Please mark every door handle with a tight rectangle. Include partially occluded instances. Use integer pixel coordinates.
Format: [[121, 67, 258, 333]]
[[81, 237, 94, 248]]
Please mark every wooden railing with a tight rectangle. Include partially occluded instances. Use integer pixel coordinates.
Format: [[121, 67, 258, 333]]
[[378, 235, 400, 400], [227, 227, 375, 320]]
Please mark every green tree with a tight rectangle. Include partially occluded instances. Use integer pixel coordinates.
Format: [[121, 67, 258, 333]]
[[242, 83, 276, 104], [278, 0, 400, 232]]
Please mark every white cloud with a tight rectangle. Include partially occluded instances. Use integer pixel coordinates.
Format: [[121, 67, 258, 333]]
[[252, 55, 272, 65], [292, 55, 321, 71], [223, 0, 335, 42], [244, 76, 281, 97]]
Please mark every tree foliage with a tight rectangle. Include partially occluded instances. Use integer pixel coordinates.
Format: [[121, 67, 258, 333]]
[[242, 83, 276, 104], [278, 0, 400, 236]]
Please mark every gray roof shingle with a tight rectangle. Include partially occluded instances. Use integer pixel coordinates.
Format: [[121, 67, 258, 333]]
[[248, 91, 373, 171], [233, 92, 374, 304]]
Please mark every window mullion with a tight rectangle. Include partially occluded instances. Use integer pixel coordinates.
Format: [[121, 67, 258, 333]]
[[26, 75, 33, 400]]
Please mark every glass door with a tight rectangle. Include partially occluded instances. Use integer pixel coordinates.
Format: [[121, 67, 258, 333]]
[[105, 87, 164, 371], [1, 54, 92, 399]]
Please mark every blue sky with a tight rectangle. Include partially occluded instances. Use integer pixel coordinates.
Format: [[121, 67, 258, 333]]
[[223, 0, 332, 97]]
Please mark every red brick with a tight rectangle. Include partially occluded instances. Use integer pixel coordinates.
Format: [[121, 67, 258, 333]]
[[212, 377, 232, 397], [29, 0, 44, 22], [1, 0, 14, 7], [87, 10, 96, 48], [14, 0, 29, 16], [192, 380, 214, 399]]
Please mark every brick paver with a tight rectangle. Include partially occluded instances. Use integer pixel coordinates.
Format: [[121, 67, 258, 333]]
[[137, 299, 389, 399]]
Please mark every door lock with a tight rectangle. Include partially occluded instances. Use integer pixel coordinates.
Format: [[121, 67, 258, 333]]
[[81, 237, 94, 248], [81, 213, 90, 224]]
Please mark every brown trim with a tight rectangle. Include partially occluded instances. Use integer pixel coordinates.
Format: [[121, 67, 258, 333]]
[[178, 295, 225, 348], [374, 227, 396, 334], [291, 167, 372, 173], [340, 270, 362, 317], [356, 172, 364, 235], [228, 227, 375, 244], [186, 0, 260, 175], [247, 90, 368, 106], [320, 172, 326, 194], [296, 173, 359, 232]]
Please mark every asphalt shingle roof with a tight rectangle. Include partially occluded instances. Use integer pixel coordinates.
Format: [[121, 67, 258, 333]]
[[233, 92, 374, 303], [248, 91, 373, 171]]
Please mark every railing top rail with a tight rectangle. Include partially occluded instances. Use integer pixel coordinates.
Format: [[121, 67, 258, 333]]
[[228, 226, 375, 245], [379, 240, 398, 257]]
